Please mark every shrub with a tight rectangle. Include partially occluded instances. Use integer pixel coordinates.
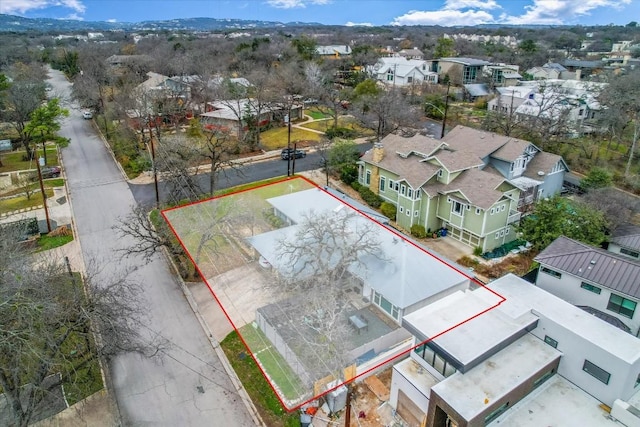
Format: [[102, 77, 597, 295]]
[[340, 164, 358, 185], [473, 246, 483, 256], [358, 186, 382, 208], [325, 126, 357, 140], [380, 202, 397, 221], [581, 167, 613, 190], [351, 181, 362, 192], [410, 224, 427, 238]]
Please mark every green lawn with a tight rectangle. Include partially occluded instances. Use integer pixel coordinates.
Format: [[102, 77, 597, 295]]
[[37, 233, 74, 251], [0, 178, 64, 198], [0, 189, 54, 214], [0, 148, 59, 172], [260, 127, 324, 151], [299, 117, 376, 137], [304, 107, 334, 120], [221, 330, 299, 427]]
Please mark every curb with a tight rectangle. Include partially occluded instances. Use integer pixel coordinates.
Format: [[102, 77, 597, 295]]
[[160, 245, 267, 427]]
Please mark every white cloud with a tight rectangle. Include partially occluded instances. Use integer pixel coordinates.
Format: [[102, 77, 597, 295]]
[[392, 9, 495, 26], [62, 12, 83, 20], [107, 18, 117, 23], [345, 21, 373, 27], [266, 0, 331, 9], [443, 0, 501, 10], [502, 0, 631, 25], [1, 0, 85, 15]]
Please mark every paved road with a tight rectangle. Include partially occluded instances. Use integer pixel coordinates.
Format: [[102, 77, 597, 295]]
[[48, 69, 256, 426], [130, 144, 373, 206]]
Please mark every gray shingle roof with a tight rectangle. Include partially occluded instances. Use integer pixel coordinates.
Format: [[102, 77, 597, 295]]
[[491, 138, 534, 162], [535, 236, 640, 299], [431, 150, 484, 173], [442, 125, 509, 159], [424, 168, 508, 210], [522, 151, 568, 179]]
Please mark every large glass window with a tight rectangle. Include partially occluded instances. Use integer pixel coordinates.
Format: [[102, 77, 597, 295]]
[[607, 294, 637, 319], [621, 248, 640, 258], [452, 201, 463, 215], [583, 360, 611, 385], [365, 170, 371, 185], [379, 176, 386, 191], [373, 291, 399, 321], [414, 343, 457, 378]]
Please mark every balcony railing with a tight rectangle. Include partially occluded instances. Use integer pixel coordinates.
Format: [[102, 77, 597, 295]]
[[507, 210, 521, 224]]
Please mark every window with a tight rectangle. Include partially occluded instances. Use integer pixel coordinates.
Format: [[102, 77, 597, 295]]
[[540, 266, 562, 279], [485, 402, 510, 425], [452, 201, 463, 215], [490, 208, 495, 215], [399, 206, 404, 213], [400, 185, 406, 196], [466, 204, 470, 210], [579, 108, 584, 116], [607, 294, 637, 318], [379, 176, 386, 191], [621, 248, 640, 258], [505, 228, 510, 235], [438, 169, 443, 178], [635, 373, 640, 388], [501, 204, 506, 211], [415, 191, 421, 200], [544, 335, 558, 348], [583, 360, 611, 385], [365, 170, 371, 185], [407, 76, 413, 83], [495, 232, 500, 239], [394, 182, 399, 191], [406, 209, 411, 216], [407, 188, 413, 198], [475, 207, 481, 215], [580, 282, 601, 294], [414, 210, 419, 217], [414, 343, 457, 378], [373, 291, 399, 320], [500, 230, 505, 237]]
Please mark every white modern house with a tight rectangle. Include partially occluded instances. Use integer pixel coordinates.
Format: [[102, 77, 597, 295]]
[[389, 273, 640, 427], [535, 236, 640, 337], [369, 57, 438, 87]]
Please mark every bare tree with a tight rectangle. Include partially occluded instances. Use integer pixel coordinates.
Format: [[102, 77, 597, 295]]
[[579, 187, 640, 234], [154, 133, 205, 204], [199, 129, 243, 195], [352, 87, 422, 140], [0, 232, 161, 427]]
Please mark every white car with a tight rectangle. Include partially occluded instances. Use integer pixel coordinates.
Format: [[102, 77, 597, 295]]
[[82, 110, 93, 119]]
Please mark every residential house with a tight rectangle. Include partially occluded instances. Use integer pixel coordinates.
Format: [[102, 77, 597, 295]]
[[430, 58, 491, 85], [526, 62, 573, 80], [484, 64, 522, 87], [398, 48, 424, 60], [535, 236, 640, 336], [370, 57, 438, 86], [200, 98, 302, 137], [487, 86, 535, 115], [561, 59, 605, 80], [247, 188, 472, 325], [316, 45, 351, 59], [491, 80, 607, 135], [357, 126, 568, 251], [462, 84, 490, 102], [390, 273, 640, 427], [608, 224, 640, 260]]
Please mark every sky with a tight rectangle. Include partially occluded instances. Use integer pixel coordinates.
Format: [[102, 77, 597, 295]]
[[0, 0, 637, 27]]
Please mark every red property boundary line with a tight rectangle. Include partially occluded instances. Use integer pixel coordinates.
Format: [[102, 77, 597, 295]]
[[161, 175, 507, 412]]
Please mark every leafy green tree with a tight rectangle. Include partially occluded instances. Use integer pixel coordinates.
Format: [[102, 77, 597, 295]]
[[580, 167, 613, 190], [518, 39, 538, 54], [434, 37, 455, 58], [23, 98, 69, 165], [291, 36, 317, 61], [328, 139, 361, 184], [518, 196, 606, 250]]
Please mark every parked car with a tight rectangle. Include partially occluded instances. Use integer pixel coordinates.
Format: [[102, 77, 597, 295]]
[[40, 166, 61, 178], [82, 110, 93, 119], [281, 148, 306, 160]]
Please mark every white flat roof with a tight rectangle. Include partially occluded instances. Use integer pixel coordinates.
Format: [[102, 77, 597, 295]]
[[403, 289, 538, 367], [482, 274, 640, 364], [491, 375, 619, 426], [393, 357, 440, 398], [431, 334, 561, 421]]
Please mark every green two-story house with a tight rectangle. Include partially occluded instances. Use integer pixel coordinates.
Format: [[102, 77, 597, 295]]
[[358, 126, 568, 252]]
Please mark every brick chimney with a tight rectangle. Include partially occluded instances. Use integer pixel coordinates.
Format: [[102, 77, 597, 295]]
[[372, 143, 384, 163]]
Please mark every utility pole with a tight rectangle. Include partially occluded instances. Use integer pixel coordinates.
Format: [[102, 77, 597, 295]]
[[34, 148, 51, 233], [286, 110, 292, 177], [441, 82, 451, 139], [147, 115, 160, 208]]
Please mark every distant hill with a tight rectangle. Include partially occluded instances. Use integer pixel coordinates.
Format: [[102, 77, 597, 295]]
[[0, 14, 322, 33]]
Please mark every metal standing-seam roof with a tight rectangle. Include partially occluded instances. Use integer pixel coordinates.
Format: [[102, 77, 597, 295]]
[[535, 236, 640, 299], [611, 224, 640, 253]]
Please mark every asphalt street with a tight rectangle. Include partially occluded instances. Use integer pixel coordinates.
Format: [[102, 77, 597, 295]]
[[49, 69, 256, 426]]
